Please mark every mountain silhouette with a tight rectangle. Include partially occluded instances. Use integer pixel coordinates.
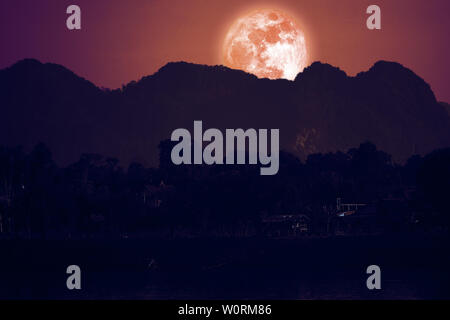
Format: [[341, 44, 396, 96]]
[[0, 59, 449, 166], [441, 102, 450, 117]]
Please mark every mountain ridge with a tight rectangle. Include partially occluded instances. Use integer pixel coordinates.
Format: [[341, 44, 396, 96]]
[[0, 58, 449, 166]]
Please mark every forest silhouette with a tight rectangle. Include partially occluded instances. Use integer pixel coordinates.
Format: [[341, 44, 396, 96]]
[[1, 141, 449, 239]]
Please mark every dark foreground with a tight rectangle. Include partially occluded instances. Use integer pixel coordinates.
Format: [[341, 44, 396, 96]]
[[1, 233, 449, 299]]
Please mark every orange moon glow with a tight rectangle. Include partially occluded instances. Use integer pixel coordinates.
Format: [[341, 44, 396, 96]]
[[223, 9, 308, 80]]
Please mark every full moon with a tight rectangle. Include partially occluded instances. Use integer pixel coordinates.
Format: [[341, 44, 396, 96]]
[[223, 9, 308, 80]]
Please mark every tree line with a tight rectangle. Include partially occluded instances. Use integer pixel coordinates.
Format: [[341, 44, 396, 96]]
[[0, 141, 449, 238]]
